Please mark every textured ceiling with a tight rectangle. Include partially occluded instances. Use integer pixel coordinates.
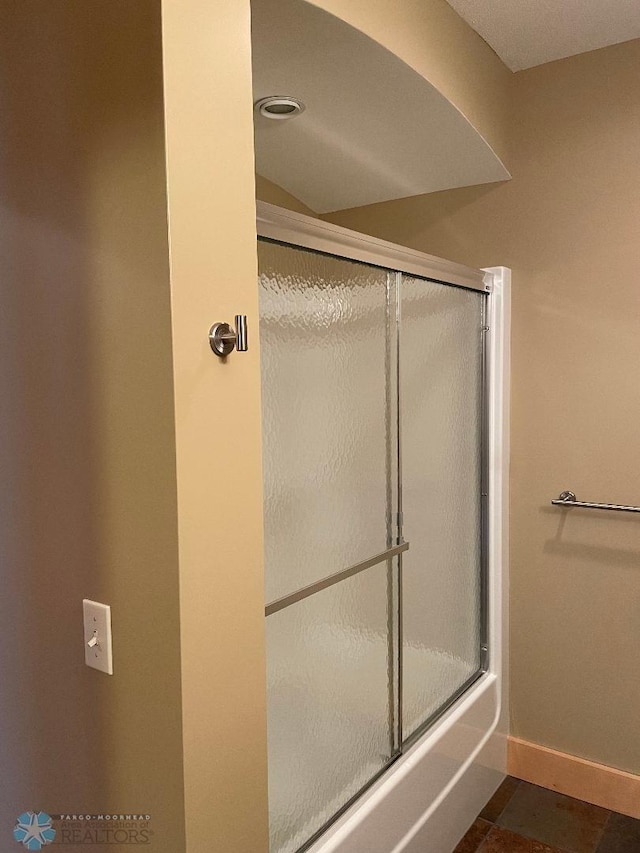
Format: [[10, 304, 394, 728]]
[[445, 0, 640, 71]]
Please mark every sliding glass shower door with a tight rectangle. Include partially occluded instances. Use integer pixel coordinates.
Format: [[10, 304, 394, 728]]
[[400, 276, 485, 740], [258, 237, 486, 853], [259, 240, 400, 853]]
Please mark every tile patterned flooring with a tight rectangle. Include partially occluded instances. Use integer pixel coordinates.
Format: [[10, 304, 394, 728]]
[[454, 777, 640, 852]]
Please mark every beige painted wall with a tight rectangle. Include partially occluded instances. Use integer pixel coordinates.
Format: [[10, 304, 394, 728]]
[[162, 1, 269, 851], [255, 174, 317, 216], [0, 2, 185, 849], [326, 38, 640, 776]]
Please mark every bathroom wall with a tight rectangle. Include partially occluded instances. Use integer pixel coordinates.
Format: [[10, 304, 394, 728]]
[[255, 174, 317, 216], [325, 38, 640, 776], [162, 1, 270, 851], [0, 2, 185, 849]]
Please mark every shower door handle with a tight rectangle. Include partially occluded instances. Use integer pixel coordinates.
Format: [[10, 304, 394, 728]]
[[208, 315, 248, 357]]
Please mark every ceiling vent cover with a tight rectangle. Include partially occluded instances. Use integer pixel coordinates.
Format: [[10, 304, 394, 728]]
[[255, 96, 305, 119]]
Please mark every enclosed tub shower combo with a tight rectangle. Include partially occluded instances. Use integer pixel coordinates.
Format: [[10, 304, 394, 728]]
[[256, 203, 509, 853]]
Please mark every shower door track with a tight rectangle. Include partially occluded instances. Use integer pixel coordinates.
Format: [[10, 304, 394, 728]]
[[256, 202, 490, 294]]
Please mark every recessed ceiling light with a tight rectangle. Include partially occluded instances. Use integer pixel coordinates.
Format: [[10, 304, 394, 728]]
[[255, 96, 305, 120]]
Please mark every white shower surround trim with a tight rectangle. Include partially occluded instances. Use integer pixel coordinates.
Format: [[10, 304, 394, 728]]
[[256, 202, 510, 853]]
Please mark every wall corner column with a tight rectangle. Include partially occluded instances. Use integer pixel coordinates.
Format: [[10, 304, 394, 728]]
[[161, 1, 269, 850]]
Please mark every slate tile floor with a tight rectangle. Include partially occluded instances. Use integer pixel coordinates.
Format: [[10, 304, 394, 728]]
[[454, 777, 640, 852]]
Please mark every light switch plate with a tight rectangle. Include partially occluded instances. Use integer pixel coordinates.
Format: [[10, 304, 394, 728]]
[[83, 599, 113, 675]]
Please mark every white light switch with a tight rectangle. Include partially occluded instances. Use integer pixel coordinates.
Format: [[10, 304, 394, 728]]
[[83, 599, 113, 675]]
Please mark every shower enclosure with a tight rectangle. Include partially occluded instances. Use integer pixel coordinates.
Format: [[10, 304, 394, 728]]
[[257, 203, 509, 853]]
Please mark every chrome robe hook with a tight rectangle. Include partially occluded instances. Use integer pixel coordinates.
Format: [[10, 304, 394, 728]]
[[208, 315, 248, 357]]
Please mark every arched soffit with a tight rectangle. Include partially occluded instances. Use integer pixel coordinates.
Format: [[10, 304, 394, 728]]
[[308, 0, 512, 163], [252, 0, 511, 214]]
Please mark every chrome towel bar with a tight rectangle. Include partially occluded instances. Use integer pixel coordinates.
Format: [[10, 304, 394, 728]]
[[265, 541, 409, 617], [551, 490, 640, 514]]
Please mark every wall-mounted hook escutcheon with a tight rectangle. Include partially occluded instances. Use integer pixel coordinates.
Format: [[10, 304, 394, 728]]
[[209, 315, 248, 357]]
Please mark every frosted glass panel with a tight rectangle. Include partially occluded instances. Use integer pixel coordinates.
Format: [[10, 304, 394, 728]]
[[258, 240, 392, 603], [400, 276, 484, 739], [266, 563, 394, 853], [258, 233, 488, 852]]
